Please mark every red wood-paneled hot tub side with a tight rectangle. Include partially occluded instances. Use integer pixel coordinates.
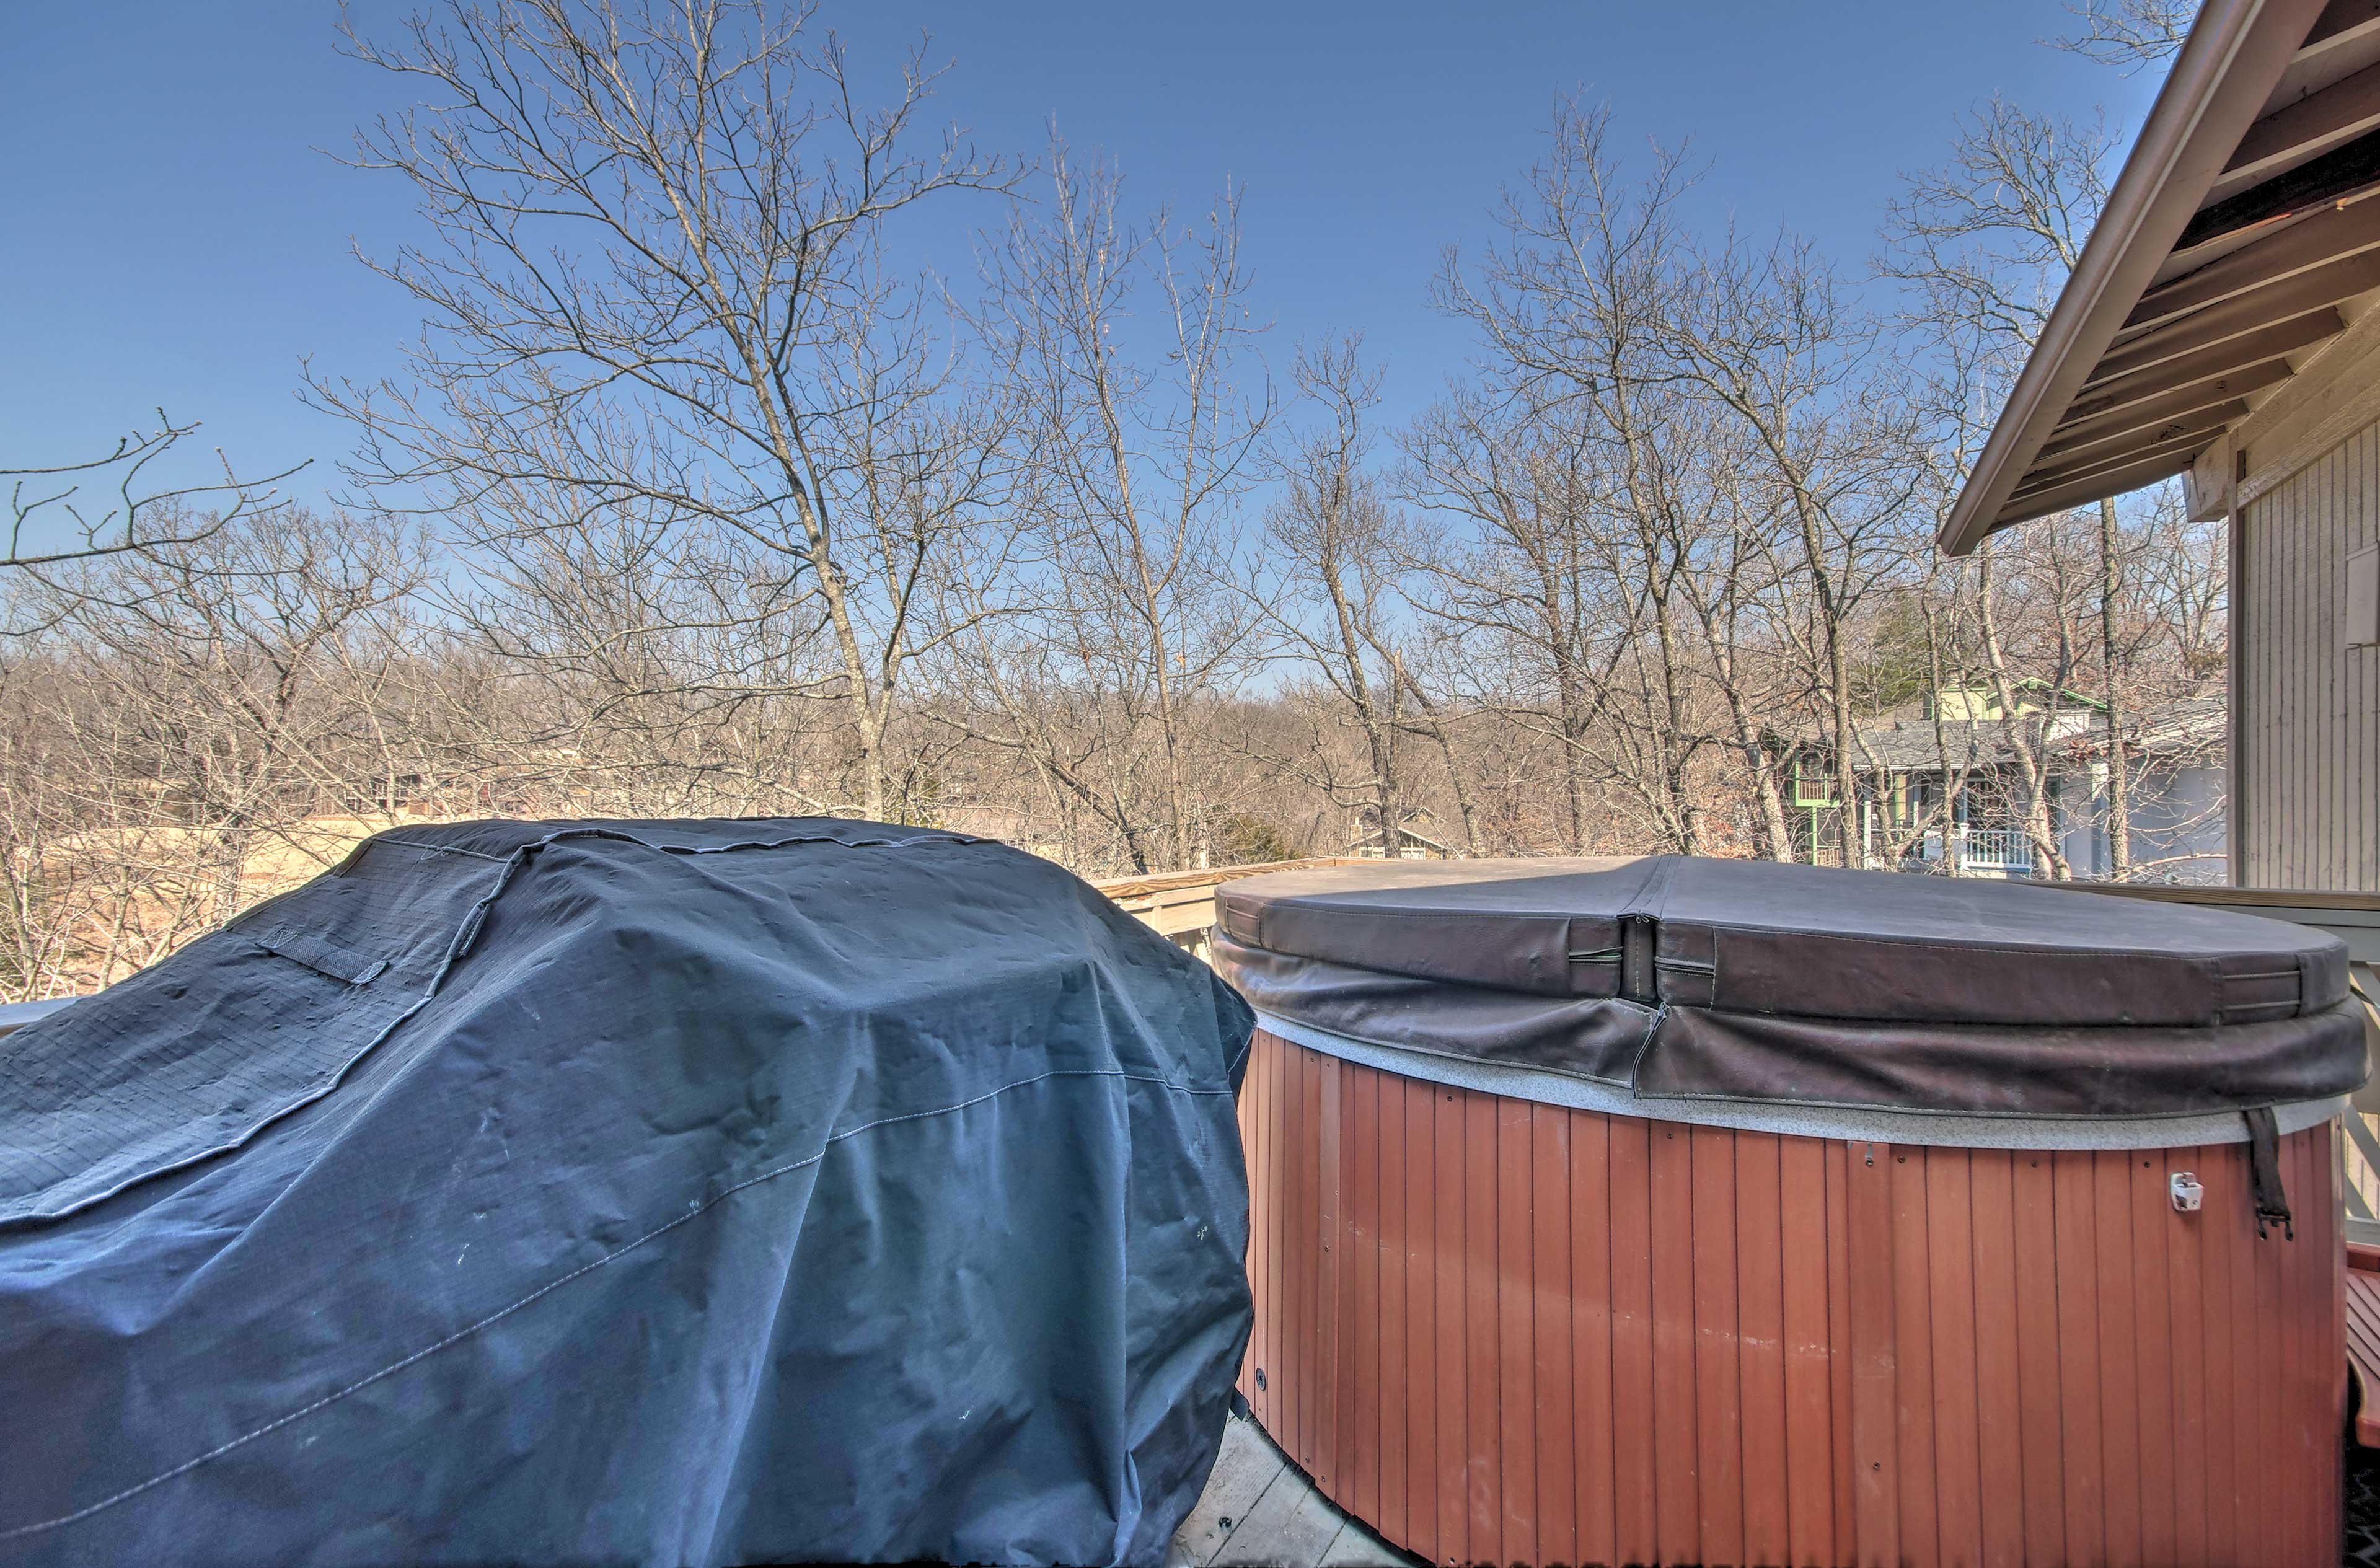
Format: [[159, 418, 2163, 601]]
[[1234, 1027, 2345, 1568]]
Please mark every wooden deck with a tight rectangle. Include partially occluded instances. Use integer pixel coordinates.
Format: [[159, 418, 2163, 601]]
[[2351, 1246, 2380, 1449], [1171, 1414, 1411, 1568]]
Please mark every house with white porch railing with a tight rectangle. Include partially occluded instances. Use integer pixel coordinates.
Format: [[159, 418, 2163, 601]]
[[1785, 687, 2228, 881]]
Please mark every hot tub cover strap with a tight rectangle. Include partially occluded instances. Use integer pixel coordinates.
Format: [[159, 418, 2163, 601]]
[[2244, 1106, 2295, 1238], [1212, 856, 2371, 1119]]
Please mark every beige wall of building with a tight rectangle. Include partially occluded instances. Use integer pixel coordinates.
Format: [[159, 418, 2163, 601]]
[[2232, 327, 2380, 892]]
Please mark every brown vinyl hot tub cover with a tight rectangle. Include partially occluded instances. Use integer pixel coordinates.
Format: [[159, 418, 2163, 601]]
[[1210, 857, 2369, 1119]]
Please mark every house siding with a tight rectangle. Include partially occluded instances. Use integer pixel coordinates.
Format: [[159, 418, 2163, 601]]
[[2238, 417, 2380, 890], [2056, 760, 2228, 884]]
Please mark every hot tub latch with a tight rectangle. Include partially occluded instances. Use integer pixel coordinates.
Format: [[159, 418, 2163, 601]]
[[2169, 1171, 2202, 1212]]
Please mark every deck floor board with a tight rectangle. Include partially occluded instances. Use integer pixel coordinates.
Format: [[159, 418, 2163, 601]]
[[1174, 1414, 1414, 1568], [2351, 1267, 2380, 1450]]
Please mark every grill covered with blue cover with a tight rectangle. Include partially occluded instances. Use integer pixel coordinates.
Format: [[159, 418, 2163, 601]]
[[0, 819, 1255, 1567]]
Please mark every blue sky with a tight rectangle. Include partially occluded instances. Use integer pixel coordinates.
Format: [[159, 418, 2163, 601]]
[[1, 1, 2159, 519]]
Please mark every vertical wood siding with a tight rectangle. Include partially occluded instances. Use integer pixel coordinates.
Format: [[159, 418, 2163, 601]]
[[1235, 1029, 2345, 1568], [2240, 420, 2380, 889]]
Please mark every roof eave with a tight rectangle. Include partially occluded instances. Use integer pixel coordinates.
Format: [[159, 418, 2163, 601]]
[[1937, 0, 2328, 556]]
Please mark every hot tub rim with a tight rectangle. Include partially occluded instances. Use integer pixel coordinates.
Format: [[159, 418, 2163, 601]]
[[1251, 1010, 2346, 1152]]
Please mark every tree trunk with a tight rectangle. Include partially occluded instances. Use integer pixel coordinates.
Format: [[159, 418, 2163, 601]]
[[2097, 496, 2132, 879], [1975, 549, 2073, 880]]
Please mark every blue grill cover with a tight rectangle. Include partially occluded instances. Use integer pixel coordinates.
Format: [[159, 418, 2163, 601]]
[[0, 820, 1254, 1567]]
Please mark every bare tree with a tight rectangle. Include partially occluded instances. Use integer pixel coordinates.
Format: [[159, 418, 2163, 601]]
[[433, 462, 846, 816], [1881, 97, 2112, 418], [2051, 0, 2193, 71], [0, 509, 428, 993], [317, 0, 1019, 821], [1679, 450, 1803, 861], [1884, 87, 2210, 881], [1247, 337, 1424, 856], [7, 38, 2275, 1005], [962, 138, 1272, 871], [1675, 238, 1933, 863], [1400, 390, 1620, 854], [4, 414, 306, 571], [1384, 651, 1485, 856], [1443, 107, 1718, 854]]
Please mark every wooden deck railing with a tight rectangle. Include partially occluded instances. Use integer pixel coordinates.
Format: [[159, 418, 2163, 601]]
[[1093, 858, 1364, 958]]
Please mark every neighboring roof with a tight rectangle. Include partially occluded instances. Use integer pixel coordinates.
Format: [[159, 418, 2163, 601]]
[[1819, 695, 2228, 773], [1990, 677, 2109, 711], [1942, 0, 2380, 555], [1846, 719, 2003, 772], [2108, 691, 2232, 751], [1346, 807, 1450, 853], [1349, 824, 1452, 852]]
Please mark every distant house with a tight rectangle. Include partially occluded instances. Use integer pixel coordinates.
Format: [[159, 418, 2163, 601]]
[[1786, 689, 2227, 881], [1920, 677, 2094, 722], [1347, 808, 1450, 860]]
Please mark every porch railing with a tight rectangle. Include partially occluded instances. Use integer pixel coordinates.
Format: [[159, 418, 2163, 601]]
[[1916, 826, 2037, 875]]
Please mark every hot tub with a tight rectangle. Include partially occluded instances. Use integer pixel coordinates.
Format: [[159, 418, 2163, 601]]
[[1211, 857, 2368, 1568]]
